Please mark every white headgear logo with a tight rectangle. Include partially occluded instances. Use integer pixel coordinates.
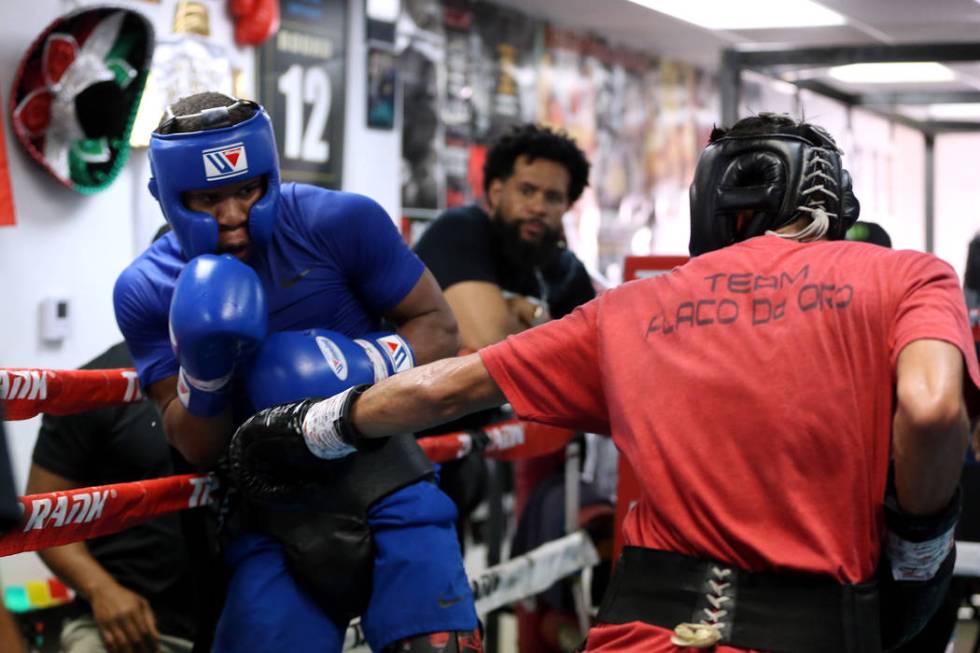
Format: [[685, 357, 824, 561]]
[[202, 143, 249, 181]]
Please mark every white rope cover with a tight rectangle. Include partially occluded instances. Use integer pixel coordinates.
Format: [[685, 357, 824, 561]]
[[954, 541, 980, 578]]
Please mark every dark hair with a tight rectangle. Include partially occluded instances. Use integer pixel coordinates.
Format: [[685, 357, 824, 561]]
[[845, 221, 892, 248], [156, 92, 257, 134], [483, 124, 590, 204], [710, 113, 839, 151]]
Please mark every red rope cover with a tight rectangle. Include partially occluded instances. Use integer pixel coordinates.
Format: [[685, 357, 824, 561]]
[[1, 368, 141, 420], [0, 420, 574, 556], [0, 474, 215, 557]]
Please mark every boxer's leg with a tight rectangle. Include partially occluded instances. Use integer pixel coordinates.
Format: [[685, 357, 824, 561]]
[[213, 533, 345, 653], [360, 479, 481, 652]]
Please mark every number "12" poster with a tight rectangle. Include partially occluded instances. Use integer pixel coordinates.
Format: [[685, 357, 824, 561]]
[[258, 0, 346, 188]]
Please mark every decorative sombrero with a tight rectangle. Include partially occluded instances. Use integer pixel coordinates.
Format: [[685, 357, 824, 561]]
[[10, 7, 154, 193]]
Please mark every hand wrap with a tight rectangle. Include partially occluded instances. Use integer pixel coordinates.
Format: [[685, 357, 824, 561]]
[[879, 487, 960, 649], [301, 385, 370, 460]]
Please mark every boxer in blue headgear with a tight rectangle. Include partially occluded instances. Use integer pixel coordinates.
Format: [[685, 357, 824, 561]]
[[113, 93, 481, 653], [148, 99, 281, 259]]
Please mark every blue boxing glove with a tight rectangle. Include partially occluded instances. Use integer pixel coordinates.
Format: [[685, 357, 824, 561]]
[[170, 254, 267, 416], [243, 329, 414, 460], [245, 329, 384, 412]]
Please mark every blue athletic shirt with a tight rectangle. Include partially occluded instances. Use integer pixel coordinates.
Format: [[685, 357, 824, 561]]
[[114, 183, 424, 390]]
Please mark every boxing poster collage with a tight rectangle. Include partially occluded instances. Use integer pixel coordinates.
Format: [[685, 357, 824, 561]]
[[397, 0, 719, 284]]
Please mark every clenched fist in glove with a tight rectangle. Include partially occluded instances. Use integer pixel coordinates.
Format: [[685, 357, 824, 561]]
[[232, 384, 368, 508], [169, 254, 267, 416]]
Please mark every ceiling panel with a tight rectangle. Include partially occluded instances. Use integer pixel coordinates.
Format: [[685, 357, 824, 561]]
[[495, 0, 980, 69], [727, 25, 882, 47], [880, 22, 980, 42], [817, 0, 980, 27]]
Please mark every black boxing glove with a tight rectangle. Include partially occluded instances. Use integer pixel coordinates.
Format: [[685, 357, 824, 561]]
[[878, 487, 959, 650], [229, 387, 367, 506]]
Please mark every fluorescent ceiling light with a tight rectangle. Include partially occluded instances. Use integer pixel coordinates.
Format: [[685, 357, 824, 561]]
[[626, 0, 845, 30], [927, 103, 980, 120], [828, 62, 956, 84]]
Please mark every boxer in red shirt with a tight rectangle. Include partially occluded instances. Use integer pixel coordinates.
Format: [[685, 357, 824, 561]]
[[236, 114, 980, 652]]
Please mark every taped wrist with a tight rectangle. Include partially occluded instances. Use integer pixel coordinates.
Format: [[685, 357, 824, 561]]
[[301, 385, 370, 459], [883, 487, 960, 582]]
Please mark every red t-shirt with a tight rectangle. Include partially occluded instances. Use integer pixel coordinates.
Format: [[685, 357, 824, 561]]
[[480, 236, 980, 653]]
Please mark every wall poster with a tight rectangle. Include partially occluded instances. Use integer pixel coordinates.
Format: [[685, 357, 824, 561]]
[[398, 0, 445, 211], [367, 47, 397, 130], [258, 0, 346, 187]]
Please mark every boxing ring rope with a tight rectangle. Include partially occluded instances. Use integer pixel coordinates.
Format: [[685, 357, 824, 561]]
[[0, 417, 574, 556], [1, 368, 142, 420], [5, 365, 980, 650], [1, 366, 598, 651]]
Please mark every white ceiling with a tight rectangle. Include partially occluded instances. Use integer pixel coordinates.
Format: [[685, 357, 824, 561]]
[[489, 0, 980, 123], [493, 0, 980, 69]]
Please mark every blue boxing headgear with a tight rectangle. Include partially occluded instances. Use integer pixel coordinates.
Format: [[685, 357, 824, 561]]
[[148, 100, 281, 259]]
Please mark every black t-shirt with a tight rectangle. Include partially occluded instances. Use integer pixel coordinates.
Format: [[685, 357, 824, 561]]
[[414, 205, 596, 445], [414, 204, 596, 320], [0, 418, 21, 533], [32, 343, 197, 638]]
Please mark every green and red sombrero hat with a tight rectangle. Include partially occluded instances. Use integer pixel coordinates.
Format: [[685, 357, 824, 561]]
[[10, 6, 154, 193]]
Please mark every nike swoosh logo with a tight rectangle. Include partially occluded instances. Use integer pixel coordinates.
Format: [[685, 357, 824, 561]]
[[281, 268, 312, 288], [438, 596, 465, 608]]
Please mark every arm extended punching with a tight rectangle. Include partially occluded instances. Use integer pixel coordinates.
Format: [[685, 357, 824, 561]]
[[301, 354, 505, 459], [241, 354, 507, 462], [351, 353, 505, 437]]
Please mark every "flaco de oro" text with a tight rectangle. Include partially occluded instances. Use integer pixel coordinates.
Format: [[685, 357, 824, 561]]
[[645, 265, 854, 336]]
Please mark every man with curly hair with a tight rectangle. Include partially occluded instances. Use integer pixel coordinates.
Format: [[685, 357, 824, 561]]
[[414, 124, 600, 651], [415, 124, 595, 349]]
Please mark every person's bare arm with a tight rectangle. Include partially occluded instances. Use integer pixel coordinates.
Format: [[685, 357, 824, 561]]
[[0, 604, 26, 653], [146, 377, 233, 467], [444, 281, 531, 350], [386, 269, 461, 363], [893, 339, 970, 515], [26, 465, 160, 652], [351, 353, 506, 437]]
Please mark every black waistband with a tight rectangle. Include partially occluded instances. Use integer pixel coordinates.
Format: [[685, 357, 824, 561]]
[[596, 546, 882, 653]]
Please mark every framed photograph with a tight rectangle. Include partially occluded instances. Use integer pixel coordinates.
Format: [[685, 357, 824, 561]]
[[258, 0, 346, 187]]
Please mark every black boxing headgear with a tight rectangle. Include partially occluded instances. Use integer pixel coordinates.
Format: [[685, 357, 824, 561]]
[[688, 118, 860, 256]]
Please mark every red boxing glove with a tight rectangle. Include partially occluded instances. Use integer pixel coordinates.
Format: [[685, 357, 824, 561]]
[[229, 0, 280, 47]]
